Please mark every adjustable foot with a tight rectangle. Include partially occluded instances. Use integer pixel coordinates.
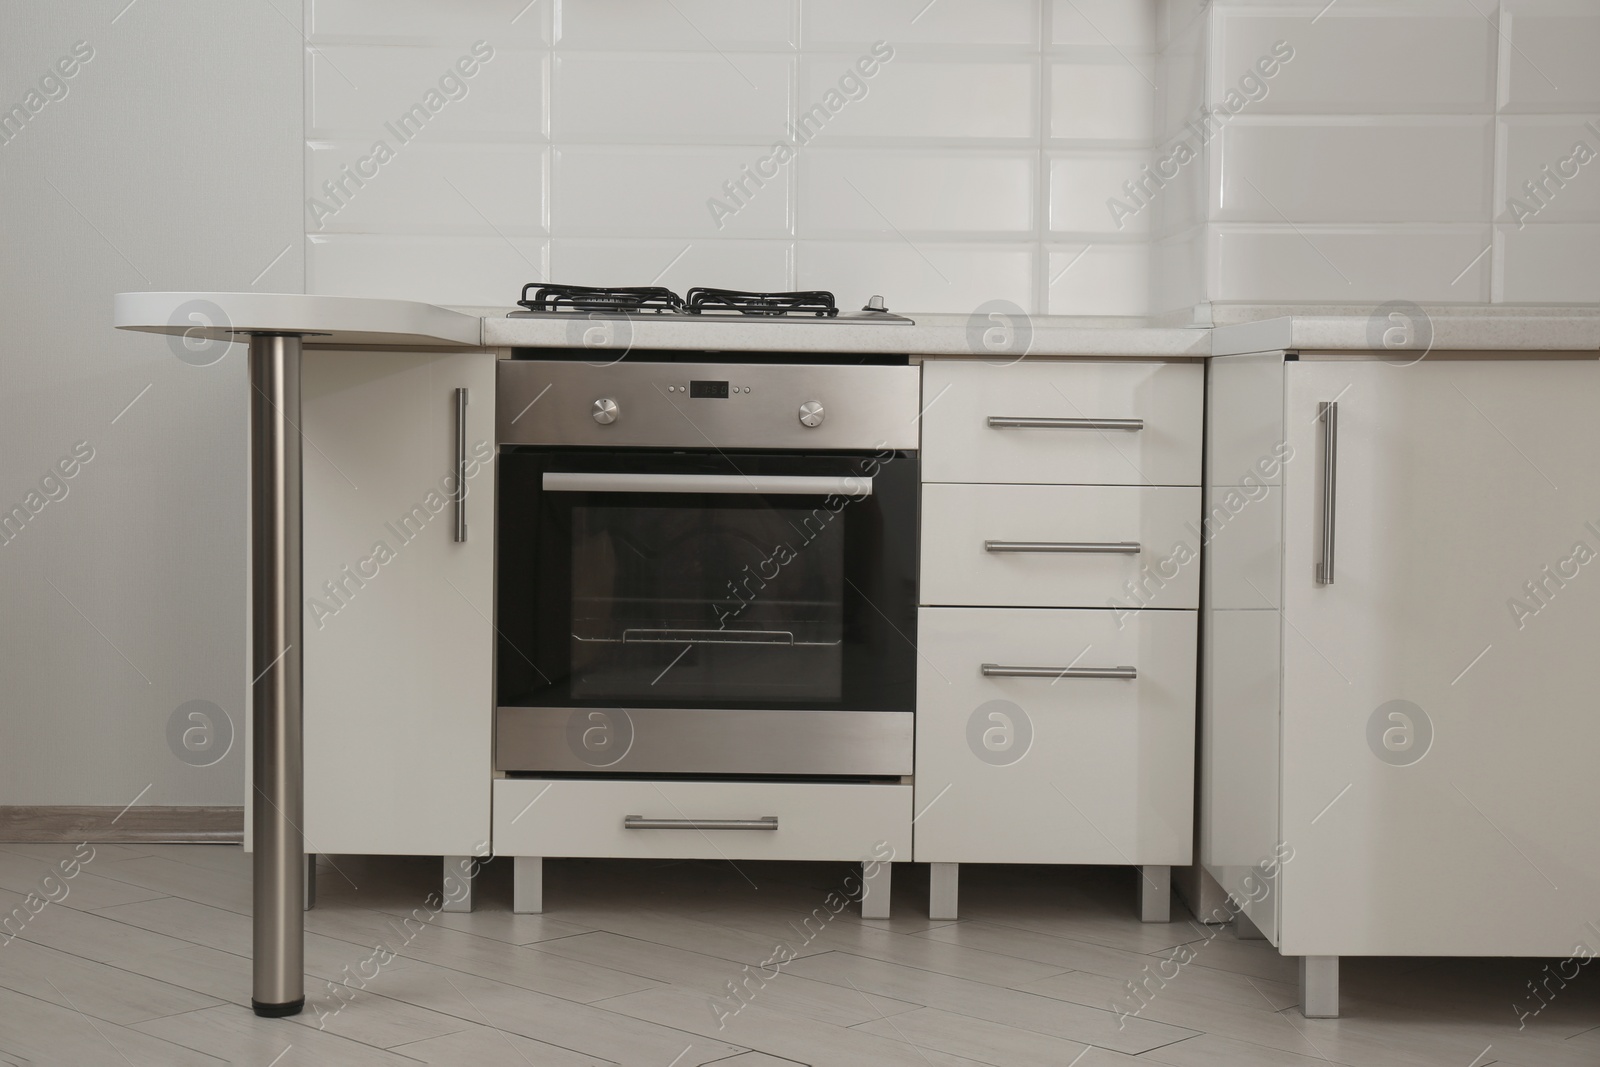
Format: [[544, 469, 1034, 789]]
[[514, 856, 543, 914], [929, 862, 959, 920], [1300, 955, 1339, 1018], [1139, 865, 1171, 923], [861, 860, 892, 919]]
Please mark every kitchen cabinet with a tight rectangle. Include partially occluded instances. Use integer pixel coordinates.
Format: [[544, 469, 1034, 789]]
[[1203, 353, 1600, 1017], [297, 350, 496, 898], [915, 360, 1204, 921]]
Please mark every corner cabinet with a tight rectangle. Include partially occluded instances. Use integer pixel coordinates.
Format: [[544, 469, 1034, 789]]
[[1203, 352, 1600, 1017], [298, 350, 496, 859], [914, 359, 1204, 921]]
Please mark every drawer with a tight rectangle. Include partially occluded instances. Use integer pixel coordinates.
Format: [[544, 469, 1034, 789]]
[[922, 361, 1202, 486], [493, 778, 911, 862], [921, 483, 1200, 609], [913, 607, 1195, 865]]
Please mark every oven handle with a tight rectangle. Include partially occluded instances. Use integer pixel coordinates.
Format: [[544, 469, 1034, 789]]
[[542, 472, 873, 496]]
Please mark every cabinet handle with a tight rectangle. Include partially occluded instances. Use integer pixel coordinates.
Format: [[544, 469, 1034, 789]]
[[981, 663, 1137, 680], [454, 387, 468, 543], [623, 816, 778, 831], [987, 416, 1143, 431], [1317, 400, 1337, 584], [984, 540, 1141, 554]]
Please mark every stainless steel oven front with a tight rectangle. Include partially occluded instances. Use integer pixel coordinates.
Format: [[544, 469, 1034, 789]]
[[494, 356, 920, 778]]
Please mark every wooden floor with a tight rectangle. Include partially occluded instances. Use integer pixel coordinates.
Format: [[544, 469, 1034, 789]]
[[0, 844, 1596, 1065]]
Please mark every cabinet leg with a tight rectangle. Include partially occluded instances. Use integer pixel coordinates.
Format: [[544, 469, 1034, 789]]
[[929, 863, 959, 920], [442, 856, 476, 914], [1300, 955, 1339, 1018], [1138, 865, 1172, 923], [513, 856, 544, 914], [861, 860, 892, 919], [304, 855, 316, 911]]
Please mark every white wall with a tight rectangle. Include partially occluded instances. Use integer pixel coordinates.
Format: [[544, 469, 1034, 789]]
[[0, 1, 301, 805], [302, 0, 1165, 317]]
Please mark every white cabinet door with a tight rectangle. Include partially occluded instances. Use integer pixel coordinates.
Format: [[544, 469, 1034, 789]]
[[1280, 359, 1600, 956], [914, 607, 1195, 865], [300, 350, 496, 856]]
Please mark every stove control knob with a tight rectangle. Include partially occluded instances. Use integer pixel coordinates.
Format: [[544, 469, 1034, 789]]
[[592, 398, 619, 425], [798, 401, 825, 428]]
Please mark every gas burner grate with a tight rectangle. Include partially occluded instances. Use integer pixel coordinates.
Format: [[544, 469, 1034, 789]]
[[518, 283, 687, 314], [685, 288, 839, 318]]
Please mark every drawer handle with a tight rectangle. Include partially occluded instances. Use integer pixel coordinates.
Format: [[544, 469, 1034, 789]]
[[985, 540, 1141, 554], [981, 663, 1137, 680], [623, 816, 779, 831], [987, 416, 1144, 431]]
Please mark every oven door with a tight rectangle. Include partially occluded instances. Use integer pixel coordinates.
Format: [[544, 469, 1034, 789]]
[[495, 448, 918, 776]]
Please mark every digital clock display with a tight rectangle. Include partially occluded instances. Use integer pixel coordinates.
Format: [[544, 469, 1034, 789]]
[[689, 380, 730, 399]]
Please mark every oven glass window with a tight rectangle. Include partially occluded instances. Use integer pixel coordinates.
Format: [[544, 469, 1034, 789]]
[[570, 501, 844, 702]]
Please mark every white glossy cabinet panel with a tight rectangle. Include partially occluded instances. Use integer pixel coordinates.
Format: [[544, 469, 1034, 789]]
[[921, 361, 1203, 486], [493, 779, 910, 862], [921, 483, 1201, 610], [300, 350, 496, 856], [914, 607, 1196, 865], [1275, 359, 1600, 957]]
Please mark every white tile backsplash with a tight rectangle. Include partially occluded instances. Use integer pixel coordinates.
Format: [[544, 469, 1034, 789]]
[[552, 147, 791, 238], [1500, 4, 1600, 112], [1215, 119, 1494, 223], [555, 0, 796, 51], [1214, 11, 1495, 114], [551, 53, 791, 143], [800, 0, 1039, 48], [800, 150, 1035, 236], [308, 45, 544, 139], [301, 1, 1597, 316], [799, 58, 1038, 142], [1212, 226, 1494, 303]]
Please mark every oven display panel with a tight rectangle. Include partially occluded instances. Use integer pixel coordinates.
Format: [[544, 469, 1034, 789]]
[[689, 380, 729, 399]]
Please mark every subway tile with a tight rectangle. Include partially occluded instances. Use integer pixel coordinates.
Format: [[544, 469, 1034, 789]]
[[1050, 59, 1154, 143], [548, 238, 792, 293], [1501, 2, 1600, 112], [552, 146, 790, 237], [307, 142, 545, 235], [800, 150, 1035, 236], [309, 0, 550, 45], [799, 57, 1037, 142], [1498, 116, 1600, 224], [1147, 130, 1210, 237], [795, 240, 1035, 315], [1152, 226, 1208, 314], [1497, 223, 1600, 303], [1213, 10, 1495, 113], [1211, 225, 1494, 304], [801, 0, 1039, 48], [556, 0, 795, 50], [1050, 152, 1152, 235], [551, 53, 790, 142], [1047, 242, 1150, 316], [309, 44, 543, 139], [1157, 39, 1206, 141], [1050, 0, 1157, 50], [1214, 118, 1494, 223], [307, 234, 547, 304]]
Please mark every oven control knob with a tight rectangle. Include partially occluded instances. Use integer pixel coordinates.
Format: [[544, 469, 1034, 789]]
[[592, 398, 619, 425], [798, 401, 825, 428]]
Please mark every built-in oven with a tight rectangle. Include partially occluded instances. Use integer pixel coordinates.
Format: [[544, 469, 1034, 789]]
[[494, 356, 921, 778]]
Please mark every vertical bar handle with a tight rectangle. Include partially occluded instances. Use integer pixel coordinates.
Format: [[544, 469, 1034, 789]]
[[1317, 401, 1337, 584], [455, 387, 468, 543]]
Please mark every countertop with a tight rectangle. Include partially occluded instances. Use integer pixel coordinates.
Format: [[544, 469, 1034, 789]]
[[116, 293, 1600, 357]]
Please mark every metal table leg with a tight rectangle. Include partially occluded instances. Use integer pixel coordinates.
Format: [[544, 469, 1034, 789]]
[[249, 334, 305, 1018]]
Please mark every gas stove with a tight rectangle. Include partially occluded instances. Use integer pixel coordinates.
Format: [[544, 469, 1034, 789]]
[[508, 283, 913, 324]]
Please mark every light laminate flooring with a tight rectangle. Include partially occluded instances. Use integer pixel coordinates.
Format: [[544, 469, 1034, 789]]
[[0, 843, 1595, 1066]]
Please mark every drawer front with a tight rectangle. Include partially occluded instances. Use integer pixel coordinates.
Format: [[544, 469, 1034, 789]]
[[921, 483, 1200, 609], [922, 361, 1202, 486], [913, 607, 1196, 865], [493, 779, 911, 862]]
